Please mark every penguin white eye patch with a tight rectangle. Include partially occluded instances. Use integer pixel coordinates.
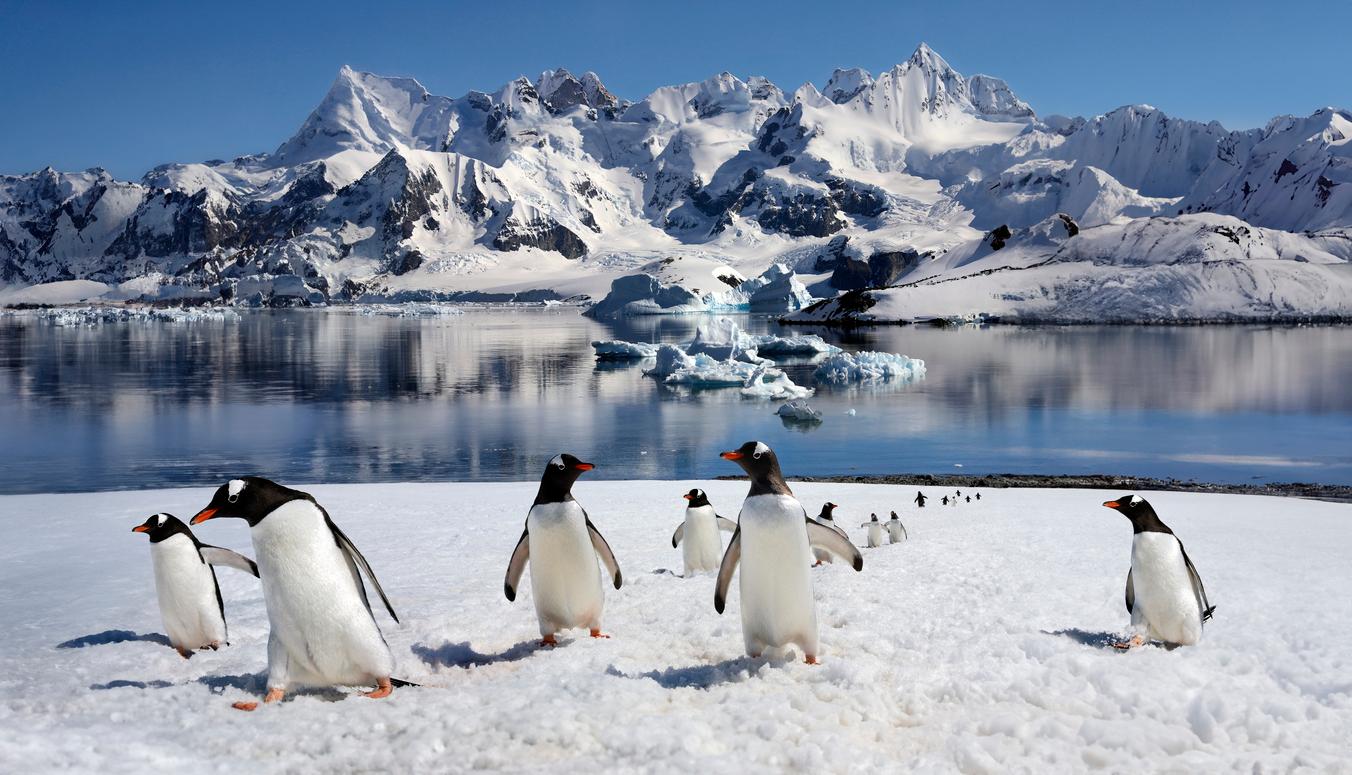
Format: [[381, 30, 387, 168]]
[[155, 513, 168, 527], [227, 479, 246, 503], [549, 454, 566, 470], [752, 442, 770, 459]]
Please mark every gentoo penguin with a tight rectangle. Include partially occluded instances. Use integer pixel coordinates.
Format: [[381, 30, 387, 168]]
[[886, 511, 907, 543], [504, 454, 622, 645], [714, 441, 862, 663], [914, 491, 927, 508], [1103, 495, 1216, 649], [811, 502, 849, 566], [860, 514, 884, 548], [132, 513, 258, 658], [941, 496, 949, 506], [191, 477, 400, 707], [670, 488, 737, 576], [976, 493, 981, 501]]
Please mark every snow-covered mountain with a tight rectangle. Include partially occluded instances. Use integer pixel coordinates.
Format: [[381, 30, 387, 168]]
[[2, 43, 1349, 320]]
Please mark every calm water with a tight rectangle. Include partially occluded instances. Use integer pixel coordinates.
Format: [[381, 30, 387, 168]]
[[1, 307, 1350, 494]]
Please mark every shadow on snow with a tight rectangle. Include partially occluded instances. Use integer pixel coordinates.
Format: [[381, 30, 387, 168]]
[[411, 639, 561, 669], [606, 656, 766, 690], [58, 630, 173, 649]]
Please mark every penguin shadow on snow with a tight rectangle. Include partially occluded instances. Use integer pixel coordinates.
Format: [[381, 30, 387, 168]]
[[605, 656, 771, 690], [412, 639, 562, 669], [90, 679, 174, 691], [57, 629, 173, 649], [199, 672, 348, 702], [1044, 628, 1136, 651]]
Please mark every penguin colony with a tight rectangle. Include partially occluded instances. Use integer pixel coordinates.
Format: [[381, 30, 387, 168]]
[[130, 441, 1214, 708]]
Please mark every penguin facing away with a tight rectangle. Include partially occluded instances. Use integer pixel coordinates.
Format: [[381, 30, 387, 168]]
[[886, 511, 907, 543], [1102, 495, 1215, 649], [132, 513, 258, 658], [861, 514, 884, 548], [811, 502, 848, 566], [191, 477, 401, 708], [671, 488, 737, 576], [914, 491, 927, 508], [505, 454, 622, 646], [714, 441, 862, 664]]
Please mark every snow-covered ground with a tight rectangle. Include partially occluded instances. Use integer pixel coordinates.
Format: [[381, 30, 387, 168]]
[[1, 481, 1348, 772]]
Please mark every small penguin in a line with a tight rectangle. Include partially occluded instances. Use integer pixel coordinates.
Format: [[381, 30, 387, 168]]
[[714, 441, 862, 663], [132, 513, 258, 658], [192, 477, 402, 709], [1103, 495, 1215, 649], [671, 488, 737, 576], [505, 454, 622, 645], [860, 514, 884, 548], [885, 511, 907, 543], [811, 502, 848, 565]]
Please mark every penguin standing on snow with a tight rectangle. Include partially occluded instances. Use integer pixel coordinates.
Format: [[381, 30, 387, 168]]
[[191, 477, 401, 708], [811, 502, 848, 566], [886, 511, 907, 543], [132, 513, 258, 658], [860, 514, 884, 548], [505, 454, 622, 645], [1102, 495, 1216, 649], [941, 496, 949, 506], [714, 441, 862, 663], [671, 488, 737, 576], [914, 491, 927, 508]]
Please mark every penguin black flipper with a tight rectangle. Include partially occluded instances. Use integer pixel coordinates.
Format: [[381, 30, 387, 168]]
[[1178, 541, 1216, 622], [714, 527, 741, 614], [323, 511, 400, 624], [198, 545, 260, 577], [1124, 568, 1135, 616], [716, 516, 737, 532], [584, 516, 623, 590], [671, 523, 685, 548], [807, 517, 863, 571], [505, 528, 530, 601]]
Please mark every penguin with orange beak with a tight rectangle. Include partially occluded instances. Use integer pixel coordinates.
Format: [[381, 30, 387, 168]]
[[505, 454, 622, 645]]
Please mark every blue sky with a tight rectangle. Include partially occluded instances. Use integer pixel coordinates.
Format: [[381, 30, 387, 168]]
[[2, 0, 1347, 179]]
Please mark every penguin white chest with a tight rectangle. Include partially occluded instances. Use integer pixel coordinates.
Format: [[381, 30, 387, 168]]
[[866, 523, 883, 548], [1130, 532, 1203, 646], [681, 505, 723, 574], [737, 494, 818, 656], [887, 521, 904, 542], [527, 501, 604, 635], [251, 501, 392, 687], [149, 534, 225, 650]]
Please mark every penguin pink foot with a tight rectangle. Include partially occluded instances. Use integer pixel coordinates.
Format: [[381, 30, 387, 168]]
[[362, 678, 392, 699], [589, 629, 610, 639], [232, 688, 284, 712], [804, 655, 819, 665], [1112, 634, 1145, 650], [539, 634, 558, 647], [176, 647, 193, 659]]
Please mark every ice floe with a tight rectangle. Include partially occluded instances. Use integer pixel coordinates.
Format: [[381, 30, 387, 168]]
[[22, 306, 242, 326], [814, 351, 927, 384]]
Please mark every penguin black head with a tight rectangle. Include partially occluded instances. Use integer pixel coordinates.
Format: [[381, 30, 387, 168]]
[[1101, 494, 1172, 534], [890, 511, 898, 518], [534, 453, 594, 505], [720, 441, 791, 496], [191, 476, 307, 528], [683, 488, 711, 508], [131, 513, 192, 543], [818, 502, 837, 519]]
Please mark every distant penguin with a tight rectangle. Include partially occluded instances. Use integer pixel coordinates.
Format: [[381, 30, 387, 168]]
[[965, 496, 971, 503], [860, 514, 884, 548], [132, 513, 258, 658], [914, 491, 927, 508], [1103, 495, 1215, 649], [671, 488, 737, 576], [505, 454, 622, 645], [976, 493, 981, 501], [811, 502, 848, 565], [886, 511, 907, 543], [714, 441, 862, 663], [956, 490, 962, 497], [191, 477, 401, 707], [941, 496, 949, 506]]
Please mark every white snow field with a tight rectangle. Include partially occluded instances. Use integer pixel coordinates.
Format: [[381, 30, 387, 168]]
[[1, 481, 1348, 772]]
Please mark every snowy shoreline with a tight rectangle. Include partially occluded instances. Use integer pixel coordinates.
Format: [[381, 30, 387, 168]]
[[2, 480, 1349, 772]]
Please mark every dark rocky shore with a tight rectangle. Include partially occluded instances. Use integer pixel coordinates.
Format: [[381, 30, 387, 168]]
[[717, 473, 1352, 503]]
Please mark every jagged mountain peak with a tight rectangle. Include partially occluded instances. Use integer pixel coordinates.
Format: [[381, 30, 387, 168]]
[[824, 67, 873, 104]]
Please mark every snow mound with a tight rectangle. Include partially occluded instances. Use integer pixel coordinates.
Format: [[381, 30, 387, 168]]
[[814, 351, 927, 384], [591, 340, 659, 360], [775, 400, 824, 422]]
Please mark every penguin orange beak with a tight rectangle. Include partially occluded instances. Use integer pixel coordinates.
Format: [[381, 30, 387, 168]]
[[572, 462, 594, 472], [190, 508, 218, 525], [720, 451, 744, 460], [683, 493, 693, 500], [132, 525, 150, 533], [1101, 500, 1120, 509]]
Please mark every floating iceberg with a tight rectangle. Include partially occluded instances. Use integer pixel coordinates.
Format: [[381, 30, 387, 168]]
[[740, 367, 813, 400], [813, 351, 927, 384], [585, 263, 816, 318], [355, 303, 464, 317], [32, 306, 242, 326], [746, 263, 816, 312], [746, 332, 840, 356], [776, 400, 824, 422], [648, 347, 812, 399], [591, 340, 659, 360]]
